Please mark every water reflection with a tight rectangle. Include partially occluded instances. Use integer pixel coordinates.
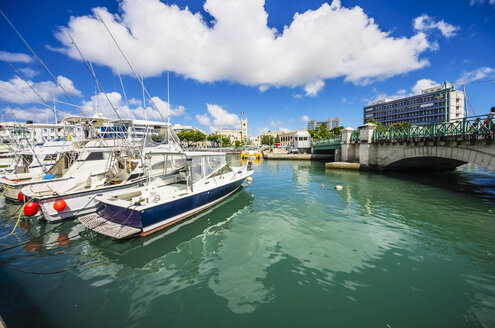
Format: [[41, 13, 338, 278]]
[[1, 158, 495, 327]]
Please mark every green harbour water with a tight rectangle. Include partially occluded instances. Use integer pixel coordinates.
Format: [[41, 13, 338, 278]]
[[1, 156, 495, 327]]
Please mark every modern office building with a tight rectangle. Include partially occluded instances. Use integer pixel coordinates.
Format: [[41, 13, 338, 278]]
[[363, 82, 465, 126], [307, 117, 340, 130]]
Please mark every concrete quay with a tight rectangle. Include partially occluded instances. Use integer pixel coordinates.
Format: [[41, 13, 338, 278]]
[[324, 162, 362, 170], [263, 152, 333, 161]]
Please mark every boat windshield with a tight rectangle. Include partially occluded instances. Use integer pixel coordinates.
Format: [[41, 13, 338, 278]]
[[142, 126, 182, 152], [190, 154, 226, 182], [147, 152, 188, 177]]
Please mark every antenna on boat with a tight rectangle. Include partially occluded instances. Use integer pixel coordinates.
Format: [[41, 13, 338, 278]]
[[167, 71, 170, 143], [95, 12, 167, 125], [52, 89, 58, 124], [0, 10, 85, 116], [65, 31, 123, 121], [96, 11, 183, 152]]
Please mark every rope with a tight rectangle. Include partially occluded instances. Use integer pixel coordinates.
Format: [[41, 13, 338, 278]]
[[0, 203, 138, 274], [104, 160, 131, 185], [0, 221, 70, 253], [0, 184, 9, 198], [11, 198, 33, 234]]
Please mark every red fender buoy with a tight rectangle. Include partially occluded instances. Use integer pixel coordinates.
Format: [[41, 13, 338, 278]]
[[17, 192, 24, 202], [53, 199, 67, 211], [24, 202, 39, 216]]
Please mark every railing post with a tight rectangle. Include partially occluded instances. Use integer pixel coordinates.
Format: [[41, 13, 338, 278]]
[[341, 128, 354, 162], [358, 123, 376, 165]]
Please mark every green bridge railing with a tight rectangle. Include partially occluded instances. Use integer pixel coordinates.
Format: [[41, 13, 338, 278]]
[[351, 130, 360, 142], [373, 115, 494, 141], [312, 136, 342, 147]]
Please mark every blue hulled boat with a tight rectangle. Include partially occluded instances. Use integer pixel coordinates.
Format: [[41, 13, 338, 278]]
[[78, 152, 253, 239]]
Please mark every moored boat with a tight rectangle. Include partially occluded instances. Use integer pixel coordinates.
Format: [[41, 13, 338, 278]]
[[78, 152, 253, 239]]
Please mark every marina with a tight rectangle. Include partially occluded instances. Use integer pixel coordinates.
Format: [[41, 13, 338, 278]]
[[1, 158, 495, 327], [1, 0, 495, 326]]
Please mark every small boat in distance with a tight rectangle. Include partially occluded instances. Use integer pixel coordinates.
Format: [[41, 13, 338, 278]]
[[78, 152, 253, 239]]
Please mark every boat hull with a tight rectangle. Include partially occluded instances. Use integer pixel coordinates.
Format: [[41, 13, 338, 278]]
[[37, 179, 145, 222], [83, 177, 247, 238]]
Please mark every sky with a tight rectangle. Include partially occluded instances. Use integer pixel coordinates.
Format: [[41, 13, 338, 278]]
[[0, 0, 494, 137]]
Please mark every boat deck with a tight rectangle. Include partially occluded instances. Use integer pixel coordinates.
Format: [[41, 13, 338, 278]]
[[78, 213, 141, 239]]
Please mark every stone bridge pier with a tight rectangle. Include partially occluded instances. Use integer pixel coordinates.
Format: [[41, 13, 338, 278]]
[[339, 123, 495, 171]]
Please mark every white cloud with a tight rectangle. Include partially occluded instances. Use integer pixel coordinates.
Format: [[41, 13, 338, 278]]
[[304, 79, 325, 96], [19, 67, 38, 79], [0, 76, 81, 105], [128, 98, 142, 106], [55, 0, 432, 89], [301, 115, 309, 122], [341, 97, 347, 103], [411, 78, 440, 94], [258, 85, 269, 92], [456, 66, 495, 85], [81, 91, 185, 120], [196, 104, 240, 131], [369, 78, 440, 104], [1, 106, 69, 123], [470, 0, 495, 5], [267, 118, 290, 132], [414, 14, 459, 38], [0, 50, 32, 63], [195, 113, 211, 126]]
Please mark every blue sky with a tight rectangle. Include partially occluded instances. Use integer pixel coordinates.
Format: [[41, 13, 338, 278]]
[[0, 0, 494, 137]]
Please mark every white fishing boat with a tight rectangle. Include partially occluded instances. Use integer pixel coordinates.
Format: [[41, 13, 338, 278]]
[[20, 126, 184, 221], [78, 152, 253, 239]]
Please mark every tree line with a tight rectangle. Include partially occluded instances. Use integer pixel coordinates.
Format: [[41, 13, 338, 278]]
[[164, 129, 245, 147]]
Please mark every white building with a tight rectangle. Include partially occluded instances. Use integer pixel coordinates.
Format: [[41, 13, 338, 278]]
[[293, 130, 311, 152], [364, 82, 465, 126], [216, 118, 248, 142], [307, 117, 340, 130]]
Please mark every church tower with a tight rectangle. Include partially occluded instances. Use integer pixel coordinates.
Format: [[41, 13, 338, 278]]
[[241, 118, 247, 142]]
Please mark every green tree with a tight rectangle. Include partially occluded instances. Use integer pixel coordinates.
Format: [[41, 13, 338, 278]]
[[318, 123, 330, 139], [234, 140, 241, 148], [221, 136, 231, 146], [177, 130, 206, 147], [366, 119, 386, 132], [207, 133, 221, 146], [388, 122, 412, 131], [275, 135, 280, 144], [329, 126, 344, 137], [307, 128, 318, 140], [261, 135, 274, 145]]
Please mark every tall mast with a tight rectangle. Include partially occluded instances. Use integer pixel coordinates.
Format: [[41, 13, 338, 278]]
[[167, 71, 170, 143]]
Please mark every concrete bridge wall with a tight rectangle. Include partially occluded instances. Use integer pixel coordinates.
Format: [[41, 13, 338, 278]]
[[339, 123, 495, 171]]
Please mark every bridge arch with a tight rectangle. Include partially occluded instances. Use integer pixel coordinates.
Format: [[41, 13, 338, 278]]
[[379, 146, 492, 171]]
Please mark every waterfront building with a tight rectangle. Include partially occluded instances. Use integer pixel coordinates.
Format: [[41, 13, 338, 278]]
[[293, 130, 311, 152], [172, 124, 205, 134], [263, 130, 309, 149], [363, 82, 465, 126], [307, 117, 340, 130], [216, 118, 247, 143]]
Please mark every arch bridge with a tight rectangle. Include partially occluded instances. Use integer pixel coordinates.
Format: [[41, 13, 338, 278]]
[[316, 115, 495, 171]]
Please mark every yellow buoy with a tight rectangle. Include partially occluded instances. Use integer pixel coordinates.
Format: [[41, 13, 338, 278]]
[[246, 176, 253, 184]]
